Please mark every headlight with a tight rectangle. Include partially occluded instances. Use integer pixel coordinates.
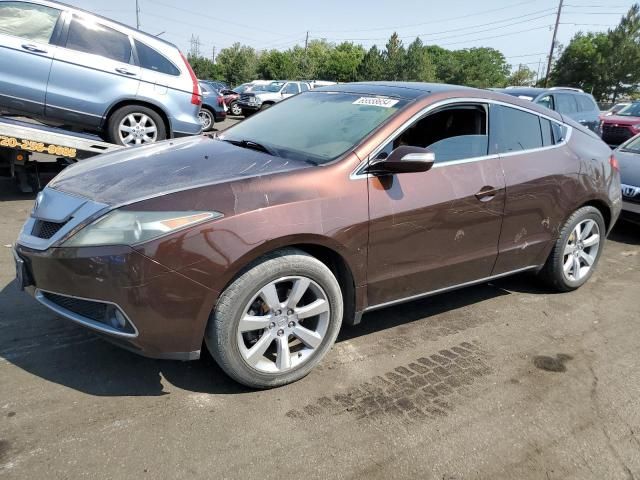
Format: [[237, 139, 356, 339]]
[[62, 210, 222, 247], [633, 124, 640, 130]]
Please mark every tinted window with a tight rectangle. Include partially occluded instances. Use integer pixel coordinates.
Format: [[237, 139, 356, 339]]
[[135, 40, 179, 75], [66, 16, 132, 63], [428, 135, 489, 163], [0, 1, 60, 43], [540, 118, 553, 146], [555, 94, 578, 114], [552, 123, 567, 143], [199, 82, 211, 93], [617, 103, 640, 116], [576, 95, 597, 112], [492, 105, 543, 153], [536, 95, 554, 111], [282, 83, 299, 94], [300, 83, 310, 92]]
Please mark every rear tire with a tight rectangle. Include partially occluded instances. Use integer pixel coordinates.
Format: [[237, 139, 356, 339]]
[[205, 248, 343, 389], [198, 107, 215, 132], [260, 103, 272, 111], [107, 105, 166, 146], [539, 206, 606, 292]]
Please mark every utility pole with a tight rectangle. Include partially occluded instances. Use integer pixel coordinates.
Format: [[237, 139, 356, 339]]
[[544, 0, 563, 87], [190, 35, 201, 58], [135, 0, 140, 29], [304, 31, 309, 52], [212, 46, 216, 63]]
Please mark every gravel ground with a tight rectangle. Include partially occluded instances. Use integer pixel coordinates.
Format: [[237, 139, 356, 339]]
[[0, 124, 639, 479]]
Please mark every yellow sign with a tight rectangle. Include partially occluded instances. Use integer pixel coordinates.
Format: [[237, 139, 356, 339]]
[[0, 135, 77, 159]]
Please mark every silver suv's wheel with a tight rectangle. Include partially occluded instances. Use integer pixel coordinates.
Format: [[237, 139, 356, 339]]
[[107, 105, 167, 146], [540, 206, 606, 291], [205, 248, 343, 388]]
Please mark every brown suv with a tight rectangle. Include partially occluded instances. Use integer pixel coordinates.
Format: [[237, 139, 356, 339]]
[[14, 82, 622, 388]]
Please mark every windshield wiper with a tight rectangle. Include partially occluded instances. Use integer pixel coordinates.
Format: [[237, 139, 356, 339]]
[[222, 138, 278, 157]]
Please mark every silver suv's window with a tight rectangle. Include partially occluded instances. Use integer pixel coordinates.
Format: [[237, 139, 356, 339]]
[[300, 83, 310, 92], [0, 1, 60, 43], [134, 39, 179, 76], [66, 16, 132, 64], [282, 83, 299, 94]]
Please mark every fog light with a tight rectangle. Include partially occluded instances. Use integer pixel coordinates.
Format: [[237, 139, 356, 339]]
[[107, 306, 127, 330]]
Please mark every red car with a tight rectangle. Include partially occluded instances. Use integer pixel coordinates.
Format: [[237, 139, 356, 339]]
[[221, 88, 241, 116], [601, 102, 640, 146]]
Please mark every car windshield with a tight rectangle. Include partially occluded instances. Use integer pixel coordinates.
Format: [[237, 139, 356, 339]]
[[620, 135, 640, 153], [219, 91, 408, 164], [616, 103, 640, 117], [260, 82, 285, 92], [234, 84, 248, 93]]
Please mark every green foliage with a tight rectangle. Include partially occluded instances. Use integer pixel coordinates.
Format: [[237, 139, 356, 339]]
[[508, 65, 537, 87], [383, 32, 406, 80], [187, 55, 223, 81], [319, 42, 365, 82], [405, 38, 436, 82], [215, 42, 259, 86], [357, 45, 385, 81], [551, 3, 640, 100]]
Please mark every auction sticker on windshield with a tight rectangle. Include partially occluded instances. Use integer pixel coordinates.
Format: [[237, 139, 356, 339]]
[[352, 97, 399, 108]]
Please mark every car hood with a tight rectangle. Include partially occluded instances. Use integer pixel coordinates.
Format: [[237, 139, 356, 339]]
[[602, 115, 640, 125], [615, 149, 640, 186], [48, 136, 312, 206]]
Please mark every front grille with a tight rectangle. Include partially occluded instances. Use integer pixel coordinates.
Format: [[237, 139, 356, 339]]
[[240, 93, 254, 102], [42, 292, 108, 322], [31, 219, 66, 239], [602, 125, 633, 145]]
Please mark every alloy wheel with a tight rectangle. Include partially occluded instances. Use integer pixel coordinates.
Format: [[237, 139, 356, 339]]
[[118, 113, 158, 146], [230, 103, 242, 116], [237, 276, 330, 373], [562, 219, 601, 282], [198, 109, 213, 130]]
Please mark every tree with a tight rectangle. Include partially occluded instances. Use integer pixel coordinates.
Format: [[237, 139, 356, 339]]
[[187, 55, 223, 81], [215, 43, 259, 86], [258, 49, 299, 80], [383, 32, 405, 80], [320, 42, 365, 82], [550, 32, 607, 96], [405, 38, 436, 82], [508, 65, 536, 86], [605, 4, 640, 101], [425, 45, 460, 84], [452, 48, 510, 88], [357, 45, 385, 81]]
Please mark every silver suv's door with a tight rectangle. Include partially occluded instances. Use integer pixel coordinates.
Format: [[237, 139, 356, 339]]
[[0, 1, 61, 116], [45, 13, 141, 128]]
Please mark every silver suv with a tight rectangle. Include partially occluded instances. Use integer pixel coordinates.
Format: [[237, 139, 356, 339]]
[[238, 81, 310, 116], [0, 0, 202, 145]]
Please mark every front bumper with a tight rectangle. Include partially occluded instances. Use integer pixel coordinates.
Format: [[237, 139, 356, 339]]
[[14, 243, 216, 360], [238, 102, 260, 112]]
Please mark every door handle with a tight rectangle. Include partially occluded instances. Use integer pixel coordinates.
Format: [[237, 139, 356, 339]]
[[475, 186, 499, 201], [115, 67, 136, 76], [21, 43, 47, 54]]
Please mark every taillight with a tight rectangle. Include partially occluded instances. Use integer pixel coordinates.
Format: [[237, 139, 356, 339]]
[[217, 95, 224, 106], [179, 52, 202, 106], [610, 154, 619, 171]]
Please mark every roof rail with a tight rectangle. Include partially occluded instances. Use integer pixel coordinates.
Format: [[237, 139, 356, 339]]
[[549, 86, 584, 93]]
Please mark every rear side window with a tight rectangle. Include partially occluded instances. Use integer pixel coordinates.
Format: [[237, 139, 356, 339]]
[[66, 16, 132, 63], [552, 123, 568, 143], [536, 95, 554, 111], [300, 83, 310, 92], [0, 1, 60, 43], [540, 117, 553, 146], [555, 94, 578, 114], [135, 40, 180, 76], [282, 83, 300, 94], [576, 95, 597, 112], [491, 105, 543, 153]]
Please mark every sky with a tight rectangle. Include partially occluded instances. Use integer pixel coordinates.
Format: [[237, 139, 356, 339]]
[[64, 0, 636, 78]]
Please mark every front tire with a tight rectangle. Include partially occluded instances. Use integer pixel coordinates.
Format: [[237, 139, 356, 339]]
[[205, 248, 343, 389], [107, 105, 166, 146], [540, 206, 606, 291], [229, 102, 242, 116]]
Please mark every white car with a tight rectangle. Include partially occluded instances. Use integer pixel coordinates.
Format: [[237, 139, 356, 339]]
[[238, 81, 311, 116]]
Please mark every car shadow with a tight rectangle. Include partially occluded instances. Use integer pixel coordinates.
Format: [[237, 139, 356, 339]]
[[0, 273, 525, 397], [608, 219, 639, 246]]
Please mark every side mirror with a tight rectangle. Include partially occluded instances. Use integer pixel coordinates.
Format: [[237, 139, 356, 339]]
[[366, 146, 435, 175]]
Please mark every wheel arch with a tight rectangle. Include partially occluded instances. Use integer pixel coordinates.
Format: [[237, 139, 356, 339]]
[[581, 198, 612, 233], [103, 100, 172, 138]]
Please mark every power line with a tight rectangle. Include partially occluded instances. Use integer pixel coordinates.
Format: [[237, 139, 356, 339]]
[[321, 8, 557, 42], [310, 0, 541, 33], [438, 24, 553, 47]]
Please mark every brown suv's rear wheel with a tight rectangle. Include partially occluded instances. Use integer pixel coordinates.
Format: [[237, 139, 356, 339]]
[[107, 105, 167, 146]]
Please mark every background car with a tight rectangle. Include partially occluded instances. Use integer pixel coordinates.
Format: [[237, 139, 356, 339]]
[[198, 81, 227, 131], [601, 102, 631, 117], [0, 0, 202, 146], [238, 80, 311, 116], [600, 101, 640, 146], [497, 86, 601, 134], [613, 133, 640, 224], [220, 88, 241, 116]]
